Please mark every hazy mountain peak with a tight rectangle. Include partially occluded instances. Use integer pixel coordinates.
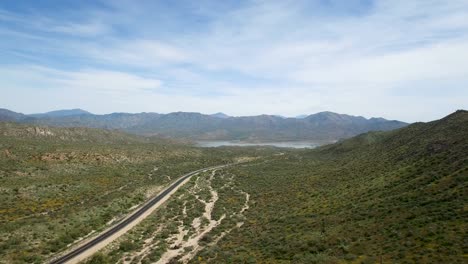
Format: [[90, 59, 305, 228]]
[[369, 117, 386, 122], [307, 111, 389, 122], [210, 112, 230, 119], [306, 111, 353, 121], [30, 108, 92, 118]]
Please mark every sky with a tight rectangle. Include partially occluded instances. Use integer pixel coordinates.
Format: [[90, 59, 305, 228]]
[[1, 0, 467, 122]]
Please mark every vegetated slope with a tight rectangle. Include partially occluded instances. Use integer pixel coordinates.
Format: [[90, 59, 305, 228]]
[[198, 110, 467, 263], [0, 122, 156, 144], [1, 108, 407, 141], [0, 123, 265, 263]]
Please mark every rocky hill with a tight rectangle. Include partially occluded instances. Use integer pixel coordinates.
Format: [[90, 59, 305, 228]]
[[0, 122, 172, 144]]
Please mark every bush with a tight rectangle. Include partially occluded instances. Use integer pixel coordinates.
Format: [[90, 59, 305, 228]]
[[119, 240, 138, 252]]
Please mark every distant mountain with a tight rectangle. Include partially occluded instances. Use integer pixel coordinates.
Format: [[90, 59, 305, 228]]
[[29, 108, 92, 118], [0, 108, 408, 141], [0, 108, 32, 122], [273, 115, 287, 119], [0, 108, 23, 122], [295, 114, 308, 119], [210, 112, 230, 119]]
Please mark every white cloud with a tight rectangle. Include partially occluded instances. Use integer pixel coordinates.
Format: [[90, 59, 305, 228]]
[[0, 8, 110, 37], [50, 21, 109, 36], [1, 64, 465, 122], [85, 40, 189, 68], [0, 65, 162, 94], [1, 0, 468, 121], [292, 39, 468, 85], [185, 0, 468, 85], [57, 69, 162, 93]]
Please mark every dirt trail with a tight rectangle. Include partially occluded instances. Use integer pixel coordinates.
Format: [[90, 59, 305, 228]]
[[151, 170, 251, 264], [122, 226, 163, 264], [156, 170, 226, 264], [208, 189, 250, 247]]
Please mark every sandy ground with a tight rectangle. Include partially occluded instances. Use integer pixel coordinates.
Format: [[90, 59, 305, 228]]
[[207, 188, 250, 249], [151, 170, 251, 264], [156, 170, 225, 264], [50, 170, 203, 264], [121, 225, 163, 264]]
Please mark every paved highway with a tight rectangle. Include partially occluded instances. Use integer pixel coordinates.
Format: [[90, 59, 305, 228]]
[[49, 164, 231, 264]]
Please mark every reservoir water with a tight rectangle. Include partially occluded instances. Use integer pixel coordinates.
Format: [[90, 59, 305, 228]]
[[195, 140, 331, 149]]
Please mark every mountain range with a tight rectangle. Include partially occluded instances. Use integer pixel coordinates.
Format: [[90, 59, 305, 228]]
[[0, 108, 407, 141]]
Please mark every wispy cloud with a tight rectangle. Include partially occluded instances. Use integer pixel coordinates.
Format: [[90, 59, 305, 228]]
[[0, 0, 467, 121], [49, 21, 109, 36], [1, 65, 162, 93], [84, 40, 189, 68]]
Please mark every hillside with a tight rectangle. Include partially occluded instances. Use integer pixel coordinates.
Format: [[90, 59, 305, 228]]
[[0, 109, 407, 141], [0, 123, 267, 263], [0, 111, 465, 263], [196, 110, 466, 263], [0, 122, 154, 144], [72, 110, 467, 264]]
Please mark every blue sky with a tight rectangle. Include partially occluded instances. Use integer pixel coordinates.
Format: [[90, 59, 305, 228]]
[[1, 0, 467, 122]]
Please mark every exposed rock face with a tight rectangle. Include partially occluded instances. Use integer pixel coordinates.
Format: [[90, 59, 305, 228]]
[[34, 127, 55, 136]]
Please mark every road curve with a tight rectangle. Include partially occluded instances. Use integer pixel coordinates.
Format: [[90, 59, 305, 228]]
[[49, 164, 231, 264]]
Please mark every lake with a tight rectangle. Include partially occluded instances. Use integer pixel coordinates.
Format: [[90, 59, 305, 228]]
[[195, 140, 331, 149]]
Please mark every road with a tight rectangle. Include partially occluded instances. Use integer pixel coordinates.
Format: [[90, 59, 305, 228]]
[[49, 164, 231, 264]]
